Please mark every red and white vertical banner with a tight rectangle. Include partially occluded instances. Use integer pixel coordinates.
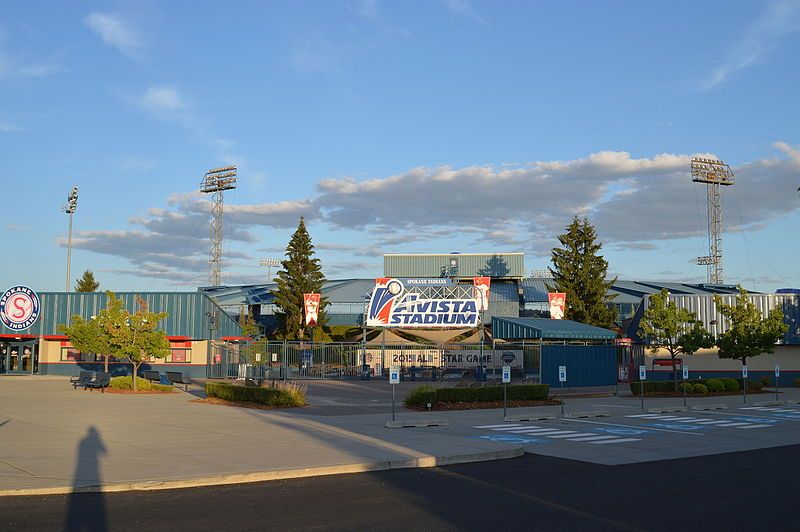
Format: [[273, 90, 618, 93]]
[[303, 293, 320, 327], [473, 277, 491, 312], [548, 292, 566, 319]]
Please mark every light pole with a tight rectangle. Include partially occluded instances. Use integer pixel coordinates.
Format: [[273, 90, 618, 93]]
[[62, 186, 78, 292], [259, 258, 280, 283]]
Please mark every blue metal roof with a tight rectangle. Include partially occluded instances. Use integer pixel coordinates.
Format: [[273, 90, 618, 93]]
[[492, 317, 617, 340]]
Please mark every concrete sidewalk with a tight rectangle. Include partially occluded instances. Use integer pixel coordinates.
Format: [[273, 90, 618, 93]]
[[0, 377, 521, 496]]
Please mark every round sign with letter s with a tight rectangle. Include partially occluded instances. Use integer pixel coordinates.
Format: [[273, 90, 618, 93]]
[[0, 285, 41, 331]]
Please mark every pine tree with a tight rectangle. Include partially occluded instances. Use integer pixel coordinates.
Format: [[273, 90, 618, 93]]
[[75, 270, 100, 292], [548, 216, 617, 328], [271, 217, 327, 340]]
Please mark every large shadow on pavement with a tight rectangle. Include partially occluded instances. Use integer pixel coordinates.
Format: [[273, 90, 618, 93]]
[[64, 426, 108, 532]]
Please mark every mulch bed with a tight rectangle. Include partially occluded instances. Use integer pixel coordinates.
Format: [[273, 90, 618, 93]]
[[190, 397, 307, 410], [631, 390, 769, 398], [103, 389, 175, 394], [407, 399, 562, 411]]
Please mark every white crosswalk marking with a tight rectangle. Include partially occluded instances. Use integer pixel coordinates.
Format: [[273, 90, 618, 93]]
[[675, 418, 712, 423], [567, 435, 620, 442], [547, 433, 597, 439], [474, 424, 519, 429], [527, 430, 575, 436], [656, 417, 696, 421], [714, 422, 751, 427], [693, 420, 731, 425], [589, 438, 641, 444], [626, 414, 662, 418], [488, 426, 531, 431], [507, 428, 561, 434], [736, 424, 772, 429]]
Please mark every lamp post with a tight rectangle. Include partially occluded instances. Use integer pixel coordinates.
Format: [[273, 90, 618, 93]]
[[259, 258, 280, 283], [63, 186, 78, 292]]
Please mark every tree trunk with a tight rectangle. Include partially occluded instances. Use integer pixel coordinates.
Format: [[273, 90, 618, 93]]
[[671, 351, 678, 392], [104, 354, 109, 373], [132, 360, 139, 391]]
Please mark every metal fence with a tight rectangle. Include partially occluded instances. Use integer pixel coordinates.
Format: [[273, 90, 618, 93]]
[[208, 340, 542, 382]]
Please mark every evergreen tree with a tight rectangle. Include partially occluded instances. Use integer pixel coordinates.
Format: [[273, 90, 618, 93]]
[[271, 217, 327, 339], [75, 269, 100, 292], [548, 216, 617, 328]]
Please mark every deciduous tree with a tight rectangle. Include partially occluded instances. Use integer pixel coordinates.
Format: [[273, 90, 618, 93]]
[[639, 289, 713, 390], [714, 287, 788, 367]]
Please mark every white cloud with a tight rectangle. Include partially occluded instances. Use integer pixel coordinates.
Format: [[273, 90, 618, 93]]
[[0, 122, 22, 132], [702, 0, 800, 90], [140, 86, 186, 114], [84, 12, 141, 57], [441, 0, 486, 24]]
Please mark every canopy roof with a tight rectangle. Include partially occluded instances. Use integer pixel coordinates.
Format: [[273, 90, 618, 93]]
[[492, 317, 616, 340]]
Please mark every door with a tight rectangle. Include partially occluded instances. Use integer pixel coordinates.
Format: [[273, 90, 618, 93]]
[[7, 341, 37, 374], [0, 342, 7, 373]]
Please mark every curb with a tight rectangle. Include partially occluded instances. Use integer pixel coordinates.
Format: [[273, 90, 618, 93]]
[[0, 447, 524, 497]]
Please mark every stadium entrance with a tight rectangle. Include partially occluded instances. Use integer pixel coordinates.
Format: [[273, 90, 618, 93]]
[[0, 340, 38, 374]]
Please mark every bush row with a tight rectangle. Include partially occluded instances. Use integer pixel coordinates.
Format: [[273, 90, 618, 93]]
[[404, 384, 550, 407], [205, 382, 306, 407], [631, 377, 766, 395], [795, 378, 800, 388], [110, 376, 173, 392]]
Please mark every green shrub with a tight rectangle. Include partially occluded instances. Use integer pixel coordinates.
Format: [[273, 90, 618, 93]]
[[205, 382, 305, 407], [678, 382, 694, 393], [794, 378, 800, 388], [693, 383, 708, 394], [747, 380, 763, 392], [404, 385, 437, 408], [434, 384, 550, 403], [110, 376, 173, 392], [721, 378, 739, 392], [705, 379, 725, 393], [760, 376, 772, 387]]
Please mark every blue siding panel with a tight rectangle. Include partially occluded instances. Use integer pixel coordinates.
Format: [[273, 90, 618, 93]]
[[541, 345, 617, 387]]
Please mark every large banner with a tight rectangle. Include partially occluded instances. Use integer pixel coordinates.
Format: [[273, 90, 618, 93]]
[[366, 278, 479, 328], [548, 292, 566, 320], [472, 277, 491, 312], [303, 293, 320, 327]]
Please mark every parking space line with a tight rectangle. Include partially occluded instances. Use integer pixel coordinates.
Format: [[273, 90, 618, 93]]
[[509, 428, 562, 434], [529, 430, 576, 436], [589, 438, 641, 445], [675, 418, 712, 423], [714, 422, 752, 427], [736, 424, 772, 429], [488, 426, 531, 431], [505, 427, 543, 433], [626, 414, 662, 418], [693, 420, 730, 425], [474, 424, 518, 429]]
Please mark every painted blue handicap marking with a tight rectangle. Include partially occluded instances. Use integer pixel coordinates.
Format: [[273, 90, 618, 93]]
[[592, 427, 650, 436], [646, 423, 702, 431], [474, 435, 546, 445]]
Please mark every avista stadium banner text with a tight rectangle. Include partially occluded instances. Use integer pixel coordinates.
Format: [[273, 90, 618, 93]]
[[366, 277, 487, 328]]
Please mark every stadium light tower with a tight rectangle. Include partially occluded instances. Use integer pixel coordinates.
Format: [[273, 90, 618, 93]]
[[62, 186, 78, 292], [691, 157, 734, 284], [200, 166, 237, 286], [259, 257, 281, 283]]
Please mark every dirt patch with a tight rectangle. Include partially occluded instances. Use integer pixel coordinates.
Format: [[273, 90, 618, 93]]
[[407, 399, 562, 411], [190, 397, 307, 410]]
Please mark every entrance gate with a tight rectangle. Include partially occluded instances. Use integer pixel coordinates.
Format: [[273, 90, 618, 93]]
[[0, 340, 38, 374]]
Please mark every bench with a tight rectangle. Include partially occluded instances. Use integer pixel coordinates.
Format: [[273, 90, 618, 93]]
[[143, 370, 161, 384], [70, 370, 93, 389], [85, 372, 111, 393], [166, 371, 191, 391]]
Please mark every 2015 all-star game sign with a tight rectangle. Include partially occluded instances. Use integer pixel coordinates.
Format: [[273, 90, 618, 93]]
[[0, 286, 41, 331]]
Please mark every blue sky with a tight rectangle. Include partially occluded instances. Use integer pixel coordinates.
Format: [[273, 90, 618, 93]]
[[1, 0, 799, 293]]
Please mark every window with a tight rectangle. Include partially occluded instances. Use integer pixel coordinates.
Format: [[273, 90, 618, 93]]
[[61, 348, 81, 361], [168, 349, 190, 363]]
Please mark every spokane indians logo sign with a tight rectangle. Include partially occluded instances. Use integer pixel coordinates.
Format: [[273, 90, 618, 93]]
[[0, 286, 41, 331]]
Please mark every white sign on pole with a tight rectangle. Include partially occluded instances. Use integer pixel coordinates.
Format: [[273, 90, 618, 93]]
[[742, 365, 748, 378], [389, 366, 400, 384], [502, 365, 511, 383], [558, 366, 567, 383], [775, 365, 780, 377], [639, 365, 647, 381], [272, 353, 278, 363], [255, 353, 261, 362], [682, 365, 689, 380]]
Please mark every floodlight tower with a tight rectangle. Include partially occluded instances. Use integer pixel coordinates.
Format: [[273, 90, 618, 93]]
[[691, 157, 734, 284], [259, 258, 281, 283], [62, 186, 78, 292], [200, 166, 237, 286]]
